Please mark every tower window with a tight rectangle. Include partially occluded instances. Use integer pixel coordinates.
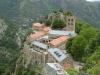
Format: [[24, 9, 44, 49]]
[[68, 19, 70, 21], [71, 19, 73, 21], [68, 23, 70, 25]]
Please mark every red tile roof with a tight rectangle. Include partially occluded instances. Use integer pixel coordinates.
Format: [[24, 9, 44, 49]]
[[43, 27, 51, 32], [49, 36, 69, 47], [32, 23, 51, 31], [29, 31, 47, 41], [32, 23, 45, 30], [33, 23, 44, 27]]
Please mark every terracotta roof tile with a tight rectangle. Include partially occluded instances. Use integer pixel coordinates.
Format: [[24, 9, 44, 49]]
[[32, 23, 51, 31], [43, 27, 51, 32], [33, 23, 44, 27], [29, 31, 47, 41], [49, 36, 69, 47]]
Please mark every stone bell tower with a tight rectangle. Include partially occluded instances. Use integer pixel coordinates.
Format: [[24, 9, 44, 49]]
[[66, 16, 75, 31]]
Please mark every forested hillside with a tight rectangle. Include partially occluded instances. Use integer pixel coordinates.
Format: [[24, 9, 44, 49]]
[[0, 0, 100, 27], [20, 0, 100, 27], [0, 0, 20, 20], [0, 19, 30, 75]]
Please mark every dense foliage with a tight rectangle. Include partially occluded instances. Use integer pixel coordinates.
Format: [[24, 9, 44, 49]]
[[0, 0, 100, 27], [0, 0, 20, 19], [66, 21, 100, 75], [66, 68, 78, 75], [44, 11, 67, 29], [19, 0, 100, 28], [52, 18, 66, 29], [0, 20, 20, 75]]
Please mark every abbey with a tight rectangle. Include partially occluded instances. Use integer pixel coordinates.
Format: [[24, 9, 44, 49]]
[[24, 15, 76, 75]]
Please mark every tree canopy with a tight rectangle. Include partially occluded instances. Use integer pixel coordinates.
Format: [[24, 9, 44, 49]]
[[66, 21, 100, 75]]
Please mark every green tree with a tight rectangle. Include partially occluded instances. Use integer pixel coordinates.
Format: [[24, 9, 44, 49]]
[[66, 38, 74, 53], [70, 35, 87, 61], [45, 19, 52, 26], [80, 27, 97, 41], [66, 68, 78, 75], [52, 18, 66, 29], [75, 20, 90, 34], [87, 61, 100, 75], [84, 46, 100, 75]]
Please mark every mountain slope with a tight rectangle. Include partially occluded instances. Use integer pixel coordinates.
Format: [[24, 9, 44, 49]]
[[0, 0, 20, 20], [19, 0, 100, 27], [0, 0, 100, 27]]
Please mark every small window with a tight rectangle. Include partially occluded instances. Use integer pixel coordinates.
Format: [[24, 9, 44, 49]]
[[48, 46, 50, 48], [48, 40, 51, 42], [45, 40, 48, 43], [68, 19, 70, 21], [71, 19, 73, 21], [42, 40, 45, 43], [68, 23, 70, 25], [54, 51, 62, 58], [58, 55, 61, 57]]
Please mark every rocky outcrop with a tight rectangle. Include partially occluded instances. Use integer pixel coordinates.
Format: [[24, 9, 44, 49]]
[[0, 19, 7, 39]]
